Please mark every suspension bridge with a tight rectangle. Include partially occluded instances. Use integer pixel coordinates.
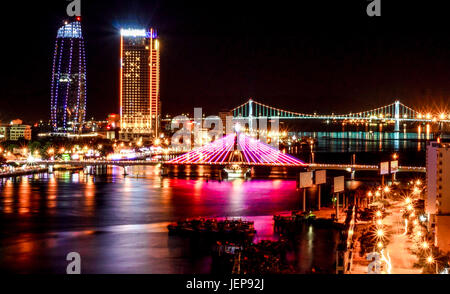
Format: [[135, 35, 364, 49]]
[[231, 99, 450, 132]]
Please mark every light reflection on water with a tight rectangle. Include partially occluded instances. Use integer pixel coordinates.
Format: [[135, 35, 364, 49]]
[[0, 167, 339, 273], [291, 131, 433, 153]]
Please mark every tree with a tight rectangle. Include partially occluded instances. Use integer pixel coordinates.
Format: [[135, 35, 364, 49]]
[[28, 141, 41, 153]]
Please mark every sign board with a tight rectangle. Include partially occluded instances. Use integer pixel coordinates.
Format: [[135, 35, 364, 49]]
[[379, 161, 389, 175], [315, 170, 326, 185], [390, 160, 399, 174], [333, 176, 345, 193], [299, 171, 313, 188]]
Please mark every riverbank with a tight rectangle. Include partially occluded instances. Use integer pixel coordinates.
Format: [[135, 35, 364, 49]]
[[0, 167, 48, 178], [0, 166, 83, 179]]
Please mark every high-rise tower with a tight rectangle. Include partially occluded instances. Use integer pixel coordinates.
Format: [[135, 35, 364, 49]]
[[119, 28, 160, 142], [50, 17, 87, 133]]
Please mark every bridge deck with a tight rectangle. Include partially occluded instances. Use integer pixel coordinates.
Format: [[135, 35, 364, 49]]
[[9, 160, 426, 173]]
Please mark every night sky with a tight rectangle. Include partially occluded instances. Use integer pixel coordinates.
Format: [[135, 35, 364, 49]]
[[1, 0, 450, 123]]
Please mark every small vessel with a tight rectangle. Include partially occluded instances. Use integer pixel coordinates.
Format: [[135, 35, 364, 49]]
[[223, 164, 250, 178], [167, 217, 256, 240]]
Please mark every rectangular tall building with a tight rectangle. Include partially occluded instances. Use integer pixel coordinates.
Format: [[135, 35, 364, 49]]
[[119, 28, 160, 142], [426, 141, 450, 255]]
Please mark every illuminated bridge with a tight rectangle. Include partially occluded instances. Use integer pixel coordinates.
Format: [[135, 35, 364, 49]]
[[231, 99, 450, 132], [7, 155, 425, 174], [167, 133, 307, 167]]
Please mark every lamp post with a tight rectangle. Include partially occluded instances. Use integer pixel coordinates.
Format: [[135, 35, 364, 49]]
[[392, 153, 398, 182]]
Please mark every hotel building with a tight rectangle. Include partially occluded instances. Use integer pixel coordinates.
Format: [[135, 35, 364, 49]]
[[426, 141, 450, 254], [50, 17, 87, 133], [119, 28, 160, 142]]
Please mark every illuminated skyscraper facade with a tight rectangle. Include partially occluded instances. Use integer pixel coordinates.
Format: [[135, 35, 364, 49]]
[[119, 28, 160, 142], [50, 17, 87, 133]]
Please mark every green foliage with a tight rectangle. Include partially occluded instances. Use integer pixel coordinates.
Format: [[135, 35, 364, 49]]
[[28, 141, 41, 153], [357, 224, 392, 257]]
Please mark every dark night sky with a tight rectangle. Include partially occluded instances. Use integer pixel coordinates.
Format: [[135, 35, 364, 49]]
[[1, 0, 450, 123]]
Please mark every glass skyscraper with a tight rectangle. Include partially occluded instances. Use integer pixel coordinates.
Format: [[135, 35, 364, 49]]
[[50, 17, 87, 133], [119, 28, 160, 142]]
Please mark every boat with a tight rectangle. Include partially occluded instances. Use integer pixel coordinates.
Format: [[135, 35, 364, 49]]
[[223, 164, 250, 178], [167, 217, 256, 239]]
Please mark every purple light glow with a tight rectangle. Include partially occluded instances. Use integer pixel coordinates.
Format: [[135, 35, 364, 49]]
[[168, 133, 307, 166]]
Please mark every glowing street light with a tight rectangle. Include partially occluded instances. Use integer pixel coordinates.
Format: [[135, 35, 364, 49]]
[[377, 229, 384, 237]]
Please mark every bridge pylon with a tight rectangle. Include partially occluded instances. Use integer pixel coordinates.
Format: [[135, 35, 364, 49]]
[[394, 100, 400, 132], [248, 98, 254, 133]]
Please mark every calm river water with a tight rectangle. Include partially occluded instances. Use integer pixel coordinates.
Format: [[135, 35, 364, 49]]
[[0, 131, 431, 273]]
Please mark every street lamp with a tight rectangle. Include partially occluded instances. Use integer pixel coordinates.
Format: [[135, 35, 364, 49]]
[[426, 255, 438, 273], [377, 229, 384, 237]]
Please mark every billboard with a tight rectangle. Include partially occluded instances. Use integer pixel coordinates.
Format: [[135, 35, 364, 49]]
[[315, 170, 326, 185], [390, 160, 399, 174], [299, 171, 313, 188], [379, 161, 389, 175], [333, 176, 345, 193]]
